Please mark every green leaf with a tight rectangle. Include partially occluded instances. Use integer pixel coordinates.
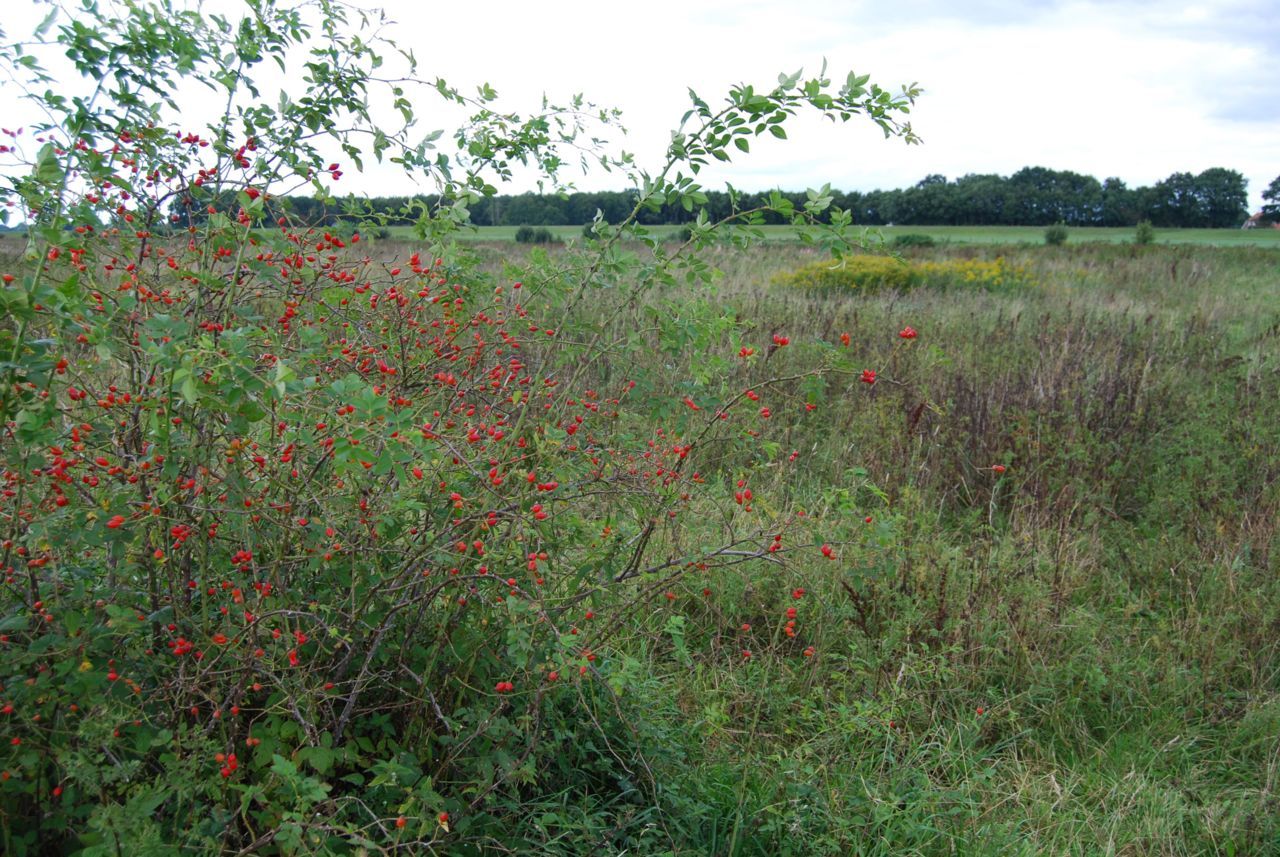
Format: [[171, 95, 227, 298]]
[[34, 144, 64, 185], [34, 8, 59, 37], [270, 754, 299, 778], [0, 614, 29, 632]]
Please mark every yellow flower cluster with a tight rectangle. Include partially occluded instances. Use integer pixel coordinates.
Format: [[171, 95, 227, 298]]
[[775, 255, 1033, 293]]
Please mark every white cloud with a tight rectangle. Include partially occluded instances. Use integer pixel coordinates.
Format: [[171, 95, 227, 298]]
[[1, 0, 1276, 208]]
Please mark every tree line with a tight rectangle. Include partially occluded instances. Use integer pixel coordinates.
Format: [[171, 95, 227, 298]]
[[173, 166, 1259, 229]]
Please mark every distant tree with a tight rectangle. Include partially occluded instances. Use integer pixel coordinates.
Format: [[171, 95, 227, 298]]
[[953, 173, 1009, 225], [1262, 175, 1280, 222], [1149, 172, 1202, 227], [1006, 167, 1054, 225], [854, 189, 897, 225], [184, 168, 1258, 230], [899, 174, 954, 224], [1100, 177, 1139, 226], [504, 192, 565, 225], [1150, 168, 1248, 228], [1195, 168, 1250, 227], [1007, 167, 1102, 226]]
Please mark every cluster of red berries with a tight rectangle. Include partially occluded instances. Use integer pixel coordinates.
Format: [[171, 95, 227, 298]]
[[215, 752, 238, 778]]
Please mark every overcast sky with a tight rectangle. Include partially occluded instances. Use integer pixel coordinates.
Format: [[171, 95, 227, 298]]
[[3, 0, 1277, 209]]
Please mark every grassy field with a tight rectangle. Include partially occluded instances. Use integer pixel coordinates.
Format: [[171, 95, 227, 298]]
[[3, 230, 1277, 854], [369, 223, 1280, 247], [8, 224, 1273, 252], [698, 243, 1278, 855], [438, 238, 1280, 854]]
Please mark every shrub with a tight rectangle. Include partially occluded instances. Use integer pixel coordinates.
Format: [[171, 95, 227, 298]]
[[775, 254, 920, 291], [918, 256, 1034, 289], [1044, 223, 1069, 245], [775, 254, 1033, 293], [515, 224, 557, 243], [1135, 220, 1156, 245], [0, 3, 921, 851], [892, 232, 936, 247]]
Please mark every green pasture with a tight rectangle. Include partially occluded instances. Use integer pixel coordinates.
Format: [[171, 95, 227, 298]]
[[370, 222, 1280, 246], [6, 223, 1275, 251]]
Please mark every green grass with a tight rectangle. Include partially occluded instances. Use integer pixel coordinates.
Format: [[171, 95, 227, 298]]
[[9, 223, 1268, 251], [498, 239, 1280, 854], [262, 233, 1278, 852], [8, 227, 1275, 854], [367, 223, 1280, 247], [862, 224, 1280, 246]]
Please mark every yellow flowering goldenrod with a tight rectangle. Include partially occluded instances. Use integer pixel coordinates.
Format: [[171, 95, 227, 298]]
[[775, 255, 1033, 293]]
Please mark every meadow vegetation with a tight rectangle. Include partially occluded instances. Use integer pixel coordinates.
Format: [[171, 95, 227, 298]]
[[452, 238, 1280, 855], [772, 253, 1033, 293], [364, 223, 1280, 247]]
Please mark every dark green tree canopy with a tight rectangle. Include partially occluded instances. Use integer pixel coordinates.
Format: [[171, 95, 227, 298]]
[[177, 166, 1259, 230], [1262, 174, 1280, 221]]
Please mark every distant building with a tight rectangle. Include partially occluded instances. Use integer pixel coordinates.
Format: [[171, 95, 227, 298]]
[[1241, 212, 1279, 229]]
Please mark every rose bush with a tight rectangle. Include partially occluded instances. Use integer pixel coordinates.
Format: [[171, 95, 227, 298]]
[[0, 1, 919, 852]]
